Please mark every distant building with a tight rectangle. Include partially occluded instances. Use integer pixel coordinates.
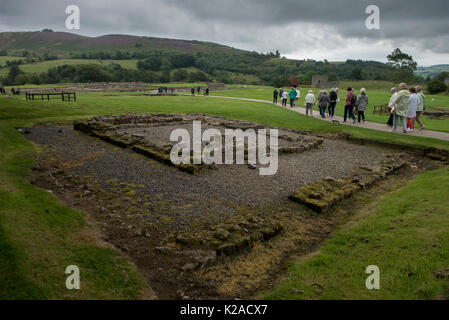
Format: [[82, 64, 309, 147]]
[[444, 78, 449, 86], [311, 75, 339, 89]]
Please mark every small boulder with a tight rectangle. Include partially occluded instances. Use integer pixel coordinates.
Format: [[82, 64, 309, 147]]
[[181, 263, 198, 272]]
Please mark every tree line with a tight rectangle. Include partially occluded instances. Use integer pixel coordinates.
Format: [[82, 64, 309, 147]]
[[2, 48, 446, 94], [0, 62, 211, 86]]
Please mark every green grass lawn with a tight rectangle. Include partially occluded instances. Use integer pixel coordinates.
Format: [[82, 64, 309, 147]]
[[265, 166, 449, 300], [0, 114, 153, 299], [1, 92, 449, 299], [211, 85, 449, 133]]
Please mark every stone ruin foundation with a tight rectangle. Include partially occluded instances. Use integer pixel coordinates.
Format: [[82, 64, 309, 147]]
[[23, 112, 443, 298], [72, 114, 329, 255], [70, 113, 414, 256]]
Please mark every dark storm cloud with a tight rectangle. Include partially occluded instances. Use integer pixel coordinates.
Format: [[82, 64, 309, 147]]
[[167, 0, 449, 38], [0, 0, 448, 64]]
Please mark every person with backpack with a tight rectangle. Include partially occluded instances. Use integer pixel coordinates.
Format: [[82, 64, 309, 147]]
[[344, 87, 357, 124], [191, 87, 195, 96], [355, 88, 368, 123], [273, 89, 279, 104], [328, 88, 338, 118]]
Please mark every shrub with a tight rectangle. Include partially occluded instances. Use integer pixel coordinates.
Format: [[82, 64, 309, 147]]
[[427, 79, 447, 94], [188, 71, 209, 82], [137, 56, 162, 72], [75, 64, 112, 82]]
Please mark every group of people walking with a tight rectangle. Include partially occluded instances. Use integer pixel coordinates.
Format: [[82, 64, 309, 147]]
[[272, 83, 426, 133], [191, 86, 210, 96], [273, 87, 300, 108], [0, 87, 20, 95], [387, 83, 425, 133], [274, 86, 369, 124]]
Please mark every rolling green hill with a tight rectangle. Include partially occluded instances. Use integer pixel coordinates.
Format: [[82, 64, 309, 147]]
[[0, 31, 405, 86], [0, 31, 243, 57], [415, 65, 449, 78]]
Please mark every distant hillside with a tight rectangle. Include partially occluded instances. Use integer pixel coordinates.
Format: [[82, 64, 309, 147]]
[[0, 31, 243, 57], [1, 31, 400, 86], [415, 65, 449, 78]]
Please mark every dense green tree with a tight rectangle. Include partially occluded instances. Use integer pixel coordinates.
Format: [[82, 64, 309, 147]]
[[4, 65, 24, 85], [387, 48, 417, 82], [427, 72, 448, 94], [188, 71, 209, 82], [172, 69, 189, 82], [169, 54, 195, 68], [137, 55, 162, 71], [351, 67, 364, 80], [74, 64, 112, 82], [328, 72, 338, 81]]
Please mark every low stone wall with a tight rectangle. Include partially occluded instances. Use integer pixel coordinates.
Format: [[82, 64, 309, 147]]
[[174, 214, 283, 256], [333, 132, 449, 161], [74, 116, 200, 174], [74, 113, 325, 174], [289, 154, 408, 212], [423, 111, 449, 120]]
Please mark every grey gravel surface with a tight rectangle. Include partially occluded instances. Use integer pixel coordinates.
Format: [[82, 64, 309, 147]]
[[25, 124, 393, 231]]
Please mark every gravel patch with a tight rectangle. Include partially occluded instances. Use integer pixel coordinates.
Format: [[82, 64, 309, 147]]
[[24, 122, 393, 232]]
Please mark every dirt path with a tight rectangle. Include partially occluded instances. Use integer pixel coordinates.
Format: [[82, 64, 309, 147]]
[[199, 95, 449, 142]]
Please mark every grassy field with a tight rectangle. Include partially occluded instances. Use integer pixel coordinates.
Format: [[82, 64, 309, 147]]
[[0, 56, 25, 65], [1, 91, 449, 299], [0, 59, 139, 76], [265, 166, 449, 300], [211, 84, 449, 133]]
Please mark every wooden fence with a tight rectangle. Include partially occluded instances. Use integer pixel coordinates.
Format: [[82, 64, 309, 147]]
[[373, 104, 390, 115], [25, 92, 76, 102]]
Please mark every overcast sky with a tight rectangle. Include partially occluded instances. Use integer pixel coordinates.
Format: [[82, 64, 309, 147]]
[[0, 0, 448, 66]]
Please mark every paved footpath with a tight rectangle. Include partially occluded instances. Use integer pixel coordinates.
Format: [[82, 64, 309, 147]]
[[200, 94, 449, 142]]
